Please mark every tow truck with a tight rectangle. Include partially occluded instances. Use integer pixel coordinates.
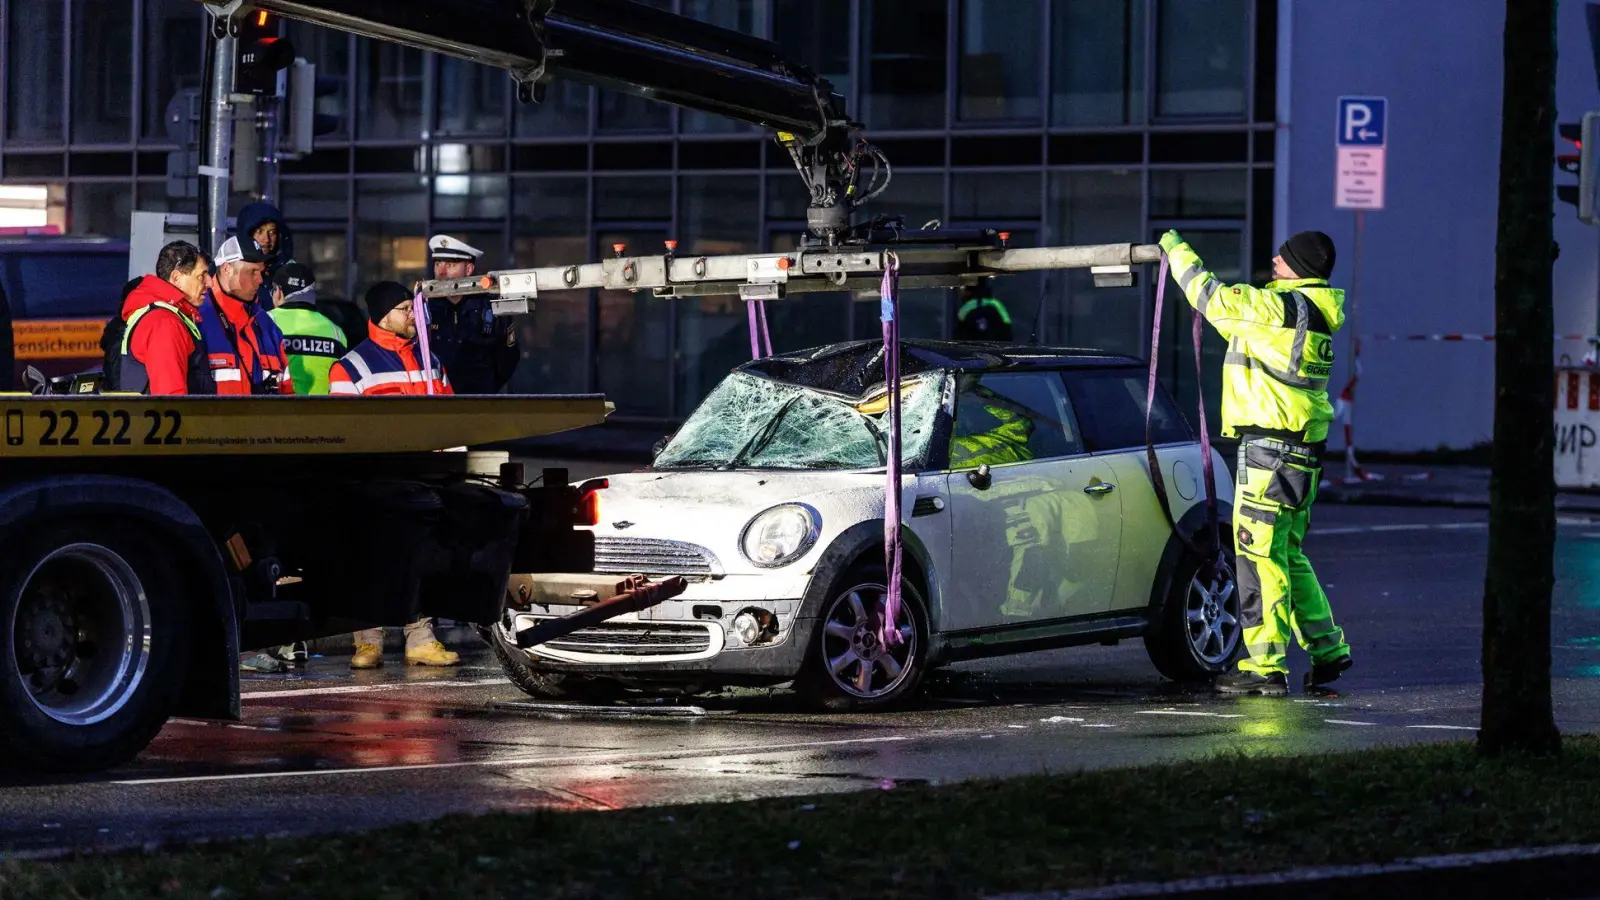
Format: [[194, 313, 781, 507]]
[[0, 0, 1170, 774]]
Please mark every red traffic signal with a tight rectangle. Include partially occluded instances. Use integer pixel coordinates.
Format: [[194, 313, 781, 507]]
[[234, 10, 296, 95]]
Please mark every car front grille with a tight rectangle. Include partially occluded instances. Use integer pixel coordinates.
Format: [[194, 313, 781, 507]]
[[537, 621, 714, 657], [592, 537, 722, 578]]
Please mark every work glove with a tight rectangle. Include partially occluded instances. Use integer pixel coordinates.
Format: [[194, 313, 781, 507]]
[[1159, 229, 1184, 253]]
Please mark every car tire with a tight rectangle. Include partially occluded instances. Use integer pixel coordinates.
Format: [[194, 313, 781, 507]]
[[797, 563, 928, 713], [0, 523, 192, 773], [479, 619, 627, 704], [1144, 541, 1242, 683]]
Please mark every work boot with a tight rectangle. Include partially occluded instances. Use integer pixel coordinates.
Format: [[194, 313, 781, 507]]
[[1305, 655, 1354, 690], [351, 642, 383, 670], [1214, 670, 1289, 696], [239, 652, 288, 674], [405, 640, 460, 667]]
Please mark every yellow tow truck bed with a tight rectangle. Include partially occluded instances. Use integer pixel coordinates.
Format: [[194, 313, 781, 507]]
[[0, 394, 612, 457]]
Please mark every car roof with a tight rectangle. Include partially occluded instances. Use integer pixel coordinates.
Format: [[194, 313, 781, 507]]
[[739, 339, 1142, 397]]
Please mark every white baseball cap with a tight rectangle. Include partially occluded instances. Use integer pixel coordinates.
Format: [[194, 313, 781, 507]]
[[215, 235, 267, 265]]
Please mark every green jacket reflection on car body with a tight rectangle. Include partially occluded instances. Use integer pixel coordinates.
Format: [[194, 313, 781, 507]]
[[1159, 229, 1351, 688]]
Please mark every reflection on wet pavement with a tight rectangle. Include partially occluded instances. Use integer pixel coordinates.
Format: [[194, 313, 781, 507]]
[[2, 506, 1600, 855]]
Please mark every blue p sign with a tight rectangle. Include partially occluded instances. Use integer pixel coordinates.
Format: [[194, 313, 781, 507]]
[[1337, 97, 1387, 146]]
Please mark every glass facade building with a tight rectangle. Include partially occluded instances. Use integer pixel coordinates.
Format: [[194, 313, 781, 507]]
[[0, 0, 1276, 426]]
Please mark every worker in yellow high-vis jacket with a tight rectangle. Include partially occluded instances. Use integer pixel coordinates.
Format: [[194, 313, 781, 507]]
[[1159, 229, 1354, 696]]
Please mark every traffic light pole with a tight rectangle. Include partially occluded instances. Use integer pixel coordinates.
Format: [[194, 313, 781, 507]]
[[200, 2, 242, 258]]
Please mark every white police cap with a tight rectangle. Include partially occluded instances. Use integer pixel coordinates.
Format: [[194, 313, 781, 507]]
[[428, 234, 483, 262]]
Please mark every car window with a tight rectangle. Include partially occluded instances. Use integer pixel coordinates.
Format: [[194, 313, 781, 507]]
[[1063, 368, 1193, 452], [1, 252, 127, 319], [949, 371, 1081, 469]]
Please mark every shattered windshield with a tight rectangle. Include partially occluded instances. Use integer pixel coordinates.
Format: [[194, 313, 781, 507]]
[[655, 371, 946, 471]]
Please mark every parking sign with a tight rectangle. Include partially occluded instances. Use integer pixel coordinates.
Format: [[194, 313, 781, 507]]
[[1335, 96, 1387, 209]]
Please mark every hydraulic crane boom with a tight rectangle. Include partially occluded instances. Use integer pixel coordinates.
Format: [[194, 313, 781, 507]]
[[196, 0, 881, 244]]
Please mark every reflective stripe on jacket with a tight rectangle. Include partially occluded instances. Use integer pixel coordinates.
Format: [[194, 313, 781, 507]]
[[1164, 239, 1345, 443], [268, 304, 347, 395], [328, 321, 453, 396], [120, 300, 215, 396], [198, 287, 296, 395]]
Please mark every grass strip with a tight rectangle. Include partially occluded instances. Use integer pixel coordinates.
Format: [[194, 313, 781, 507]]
[[5, 736, 1600, 899]]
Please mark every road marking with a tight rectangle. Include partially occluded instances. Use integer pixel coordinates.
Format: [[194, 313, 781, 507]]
[[1405, 724, 1477, 731], [1136, 710, 1245, 719], [240, 678, 509, 700], [1323, 719, 1379, 726], [110, 734, 922, 786]]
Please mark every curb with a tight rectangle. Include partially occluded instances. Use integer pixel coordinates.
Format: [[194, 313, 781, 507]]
[[989, 842, 1600, 900]]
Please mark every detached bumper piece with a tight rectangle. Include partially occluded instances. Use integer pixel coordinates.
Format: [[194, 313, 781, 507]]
[[515, 575, 688, 649]]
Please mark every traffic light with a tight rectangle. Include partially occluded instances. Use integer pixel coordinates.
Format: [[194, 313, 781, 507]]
[[234, 9, 295, 95], [1557, 112, 1600, 225], [281, 58, 343, 158]]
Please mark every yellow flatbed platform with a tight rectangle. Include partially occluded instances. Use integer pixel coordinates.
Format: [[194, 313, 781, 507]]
[[0, 394, 611, 457]]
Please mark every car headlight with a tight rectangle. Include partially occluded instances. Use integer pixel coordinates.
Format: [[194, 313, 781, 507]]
[[739, 503, 821, 568]]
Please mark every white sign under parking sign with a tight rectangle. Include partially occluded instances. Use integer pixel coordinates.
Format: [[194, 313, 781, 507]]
[[1335, 96, 1387, 210]]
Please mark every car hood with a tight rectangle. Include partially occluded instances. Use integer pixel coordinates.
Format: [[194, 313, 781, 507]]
[[588, 469, 913, 575]]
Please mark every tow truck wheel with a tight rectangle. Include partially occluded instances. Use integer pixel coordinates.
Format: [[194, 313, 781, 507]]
[[0, 524, 191, 773], [1144, 543, 1242, 683], [797, 564, 928, 713], [479, 619, 627, 704]]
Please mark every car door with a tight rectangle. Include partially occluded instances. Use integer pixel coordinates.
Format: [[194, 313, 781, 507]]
[[1063, 367, 1210, 613], [941, 370, 1123, 631]]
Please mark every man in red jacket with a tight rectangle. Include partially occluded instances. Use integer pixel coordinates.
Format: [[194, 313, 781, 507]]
[[118, 241, 212, 394]]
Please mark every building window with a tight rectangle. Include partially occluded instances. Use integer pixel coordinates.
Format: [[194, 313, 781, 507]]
[[356, 38, 424, 140], [71, 0, 136, 144], [509, 176, 588, 395], [773, 0, 853, 112], [432, 173, 509, 222], [594, 176, 672, 224], [5, 0, 65, 145], [354, 178, 427, 291], [286, 22, 350, 141], [861, 0, 948, 130], [141, 0, 205, 143], [514, 80, 590, 138], [597, 0, 672, 133], [1052, 0, 1146, 126], [1149, 168, 1248, 219], [279, 177, 350, 222], [681, 0, 761, 135], [437, 58, 506, 138], [69, 182, 133, 238], [958, 0, 1041, 123], [676, 175, 760, 415], [1045, 170, 1143, 356], [1155, 0, 1249, 119], [876, 171, 946, 232]]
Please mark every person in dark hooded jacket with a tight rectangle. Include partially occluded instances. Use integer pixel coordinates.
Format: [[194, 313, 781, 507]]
[[235, 200, 295, 308]]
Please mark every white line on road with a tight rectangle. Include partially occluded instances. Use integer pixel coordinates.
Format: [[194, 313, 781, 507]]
[[1136, 710, 1245, 719], [110, 734, 923, 786], [1367, 524, 1433, 532], [1323, 719, 1379, 726], [1404, 725, 1478, 731], [240, 678, 509, 700]]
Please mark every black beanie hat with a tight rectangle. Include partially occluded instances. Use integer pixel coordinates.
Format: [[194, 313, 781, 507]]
[[1279, 231, 1336, 280], [365, 281, 412, 324]]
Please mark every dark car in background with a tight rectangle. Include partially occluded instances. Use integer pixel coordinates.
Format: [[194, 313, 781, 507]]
[[0, 236, 130, 390]]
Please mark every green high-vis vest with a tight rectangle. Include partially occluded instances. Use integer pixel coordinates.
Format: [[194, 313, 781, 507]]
[[268, 305, 348, 396]]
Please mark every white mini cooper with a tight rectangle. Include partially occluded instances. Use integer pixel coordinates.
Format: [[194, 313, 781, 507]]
[[486, 340, 1240, 710]]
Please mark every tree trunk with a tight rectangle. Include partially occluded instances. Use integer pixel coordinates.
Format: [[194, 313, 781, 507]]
[[1480, 0, 1561, 757]]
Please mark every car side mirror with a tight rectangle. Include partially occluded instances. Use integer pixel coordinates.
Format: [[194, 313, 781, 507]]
[[967, 463, 992, 490]]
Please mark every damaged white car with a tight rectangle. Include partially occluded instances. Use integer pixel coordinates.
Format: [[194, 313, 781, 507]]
[[485, 340, 1240, 711]]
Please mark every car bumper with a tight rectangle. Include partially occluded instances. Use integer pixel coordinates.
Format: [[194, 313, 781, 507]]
[[507, 572, 813, 679]]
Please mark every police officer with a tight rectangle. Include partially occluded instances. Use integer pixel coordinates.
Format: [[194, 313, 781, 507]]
[[1160, 229, 1354, 697], [954, 280, 1013, 342], [425, 235, 519, 394], [267, 262, 347, 396]]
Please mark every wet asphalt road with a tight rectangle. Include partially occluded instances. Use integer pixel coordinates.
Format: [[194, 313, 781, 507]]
[[5, 503, 1600, 855]]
